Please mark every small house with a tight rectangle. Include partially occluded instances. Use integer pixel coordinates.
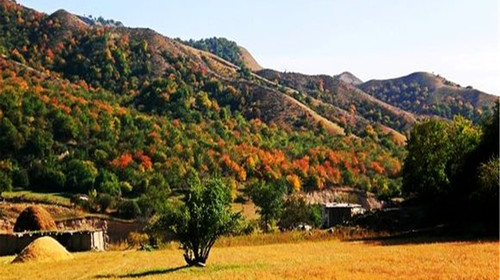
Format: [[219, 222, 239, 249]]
[[322, 203, 365, 228]]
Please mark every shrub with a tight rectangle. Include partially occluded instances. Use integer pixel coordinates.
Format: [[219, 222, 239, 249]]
[[233, 218, 259, 235], [127, 232, 149, 248], [116, 200, 141, 219], [0, 170, 12, 195], [95, 193, 115, 213], [12, 168, 29, 188]]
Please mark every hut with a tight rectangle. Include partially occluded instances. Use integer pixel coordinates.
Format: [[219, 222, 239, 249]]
[[322, 203, 365, 228]]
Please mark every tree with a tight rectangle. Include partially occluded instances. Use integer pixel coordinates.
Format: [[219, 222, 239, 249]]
[[159, 178, 239, 267], [402, 117, 481, 199], [65, 159, 98, 193], [0, 170, 13, 197], [0, 118, 24, 153], [278, 195, 321, 230], [402, 120, 450, 198], [246, 181, 285, 232]]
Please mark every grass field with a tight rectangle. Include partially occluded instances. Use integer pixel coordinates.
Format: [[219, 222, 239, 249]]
[[0, 238, 497, 280]]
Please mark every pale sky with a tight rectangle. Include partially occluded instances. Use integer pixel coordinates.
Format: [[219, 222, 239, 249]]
[[18, 0, 500, 94]]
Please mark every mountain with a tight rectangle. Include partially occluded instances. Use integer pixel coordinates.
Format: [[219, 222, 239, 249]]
[[238, 46, 263, 72], [0, 0, 408, 204], [334, 71, 363, 86], [256, 69, 417, 134], [358, 72, 498, 122], [0, 0, 497, 209]]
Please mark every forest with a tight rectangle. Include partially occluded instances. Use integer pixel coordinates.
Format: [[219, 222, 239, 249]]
[[0, 1, 405, 221]]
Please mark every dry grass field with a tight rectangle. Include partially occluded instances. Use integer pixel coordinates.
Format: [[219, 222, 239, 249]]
[[0, 238, 498, 280]]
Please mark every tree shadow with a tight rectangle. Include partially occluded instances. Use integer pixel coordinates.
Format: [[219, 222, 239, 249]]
[[357, 226, 498, 246], [95, 265, 188, 278]]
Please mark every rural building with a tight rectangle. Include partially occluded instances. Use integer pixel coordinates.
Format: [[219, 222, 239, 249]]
[[322, 203, 365, 228], [0, 230, 106, 256]]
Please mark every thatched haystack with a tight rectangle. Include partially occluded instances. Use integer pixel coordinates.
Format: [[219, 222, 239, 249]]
[[13, 206, 56, 232], [11, 236, 73, 263]]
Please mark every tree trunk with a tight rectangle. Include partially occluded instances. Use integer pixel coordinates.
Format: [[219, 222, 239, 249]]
[[184, 252, 207, 267]]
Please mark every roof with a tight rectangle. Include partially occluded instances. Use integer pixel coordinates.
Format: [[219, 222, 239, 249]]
[[323, 203, 363, 209]]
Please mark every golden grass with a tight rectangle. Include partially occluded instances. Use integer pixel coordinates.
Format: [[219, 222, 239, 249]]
[[0, 238, 497, 279], [216, 229, 383, 248]]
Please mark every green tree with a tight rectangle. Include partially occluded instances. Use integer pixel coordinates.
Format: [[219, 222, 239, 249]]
[[95, 169, 121, 196], [0, 118, 24, 152], [158, 178, 239, 267], [65, 159, 98, 193], [403, 117, 481, 199], [402, 120, 451, 198], [278, 195, 322, 230], [137, 174, 170, 218], [246, 182, 285, 232], [26, 130, 54, 157], [0, 170, 12, 196], [52, 111, 78, 141]]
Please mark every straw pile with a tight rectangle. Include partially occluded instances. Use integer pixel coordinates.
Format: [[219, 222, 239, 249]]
[[13, 206, 56, 232], [11, 236, 73, 263]]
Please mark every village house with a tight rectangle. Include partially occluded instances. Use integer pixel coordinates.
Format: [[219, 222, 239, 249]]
[[322, 203, 365, 228]]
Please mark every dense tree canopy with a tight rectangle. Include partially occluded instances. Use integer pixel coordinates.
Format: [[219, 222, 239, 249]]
[[402, 117, 481, 199], [182, 37, 243, 67], [402, 106, 499, 231]]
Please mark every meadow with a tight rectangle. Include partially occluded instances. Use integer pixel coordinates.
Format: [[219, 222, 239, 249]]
[[0, 237, 497, 280]]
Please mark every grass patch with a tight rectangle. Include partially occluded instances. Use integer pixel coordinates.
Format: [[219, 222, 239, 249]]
[[216, 227, 385, 248], [2, 191, 72, 207]]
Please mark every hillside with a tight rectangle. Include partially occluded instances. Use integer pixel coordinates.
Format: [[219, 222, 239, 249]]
[[0, 0, 408, 214], [238, 46, 263, 71], [359, 72, 498, 122], [256, 69, 417, 133], [0, 0, 497, 214]]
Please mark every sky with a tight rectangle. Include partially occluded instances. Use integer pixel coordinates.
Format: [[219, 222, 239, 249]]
[[18, 0, 500, 94]]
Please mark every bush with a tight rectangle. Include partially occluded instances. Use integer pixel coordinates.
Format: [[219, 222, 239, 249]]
[[12, 168, 29, 188], [29, 163, 66, 192], [65, 159, 98, 193], [95, 193, 115, 213], [96, 170, 121, 196], [120, 181, 133, 194], [127, 231, 149, 248], [116, 200, 141, 219], [0, 170, 12, 195], [233, 219, 259, 235]]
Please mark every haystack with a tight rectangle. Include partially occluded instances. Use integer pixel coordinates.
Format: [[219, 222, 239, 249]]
[[11, 236, 73, 263], [13, 205, 57, 232]]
